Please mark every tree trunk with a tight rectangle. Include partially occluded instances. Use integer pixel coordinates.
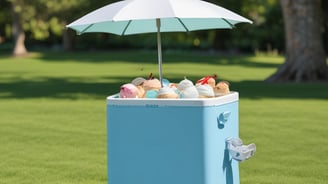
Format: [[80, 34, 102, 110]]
[[11, 0, 28, 56], [63, 23, 75, 51], [267, 0, 328, 82], [322, 0, 328, 53]]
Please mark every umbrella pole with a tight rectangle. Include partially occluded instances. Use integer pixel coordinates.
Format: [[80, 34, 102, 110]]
[[156, 18, 163, 87]]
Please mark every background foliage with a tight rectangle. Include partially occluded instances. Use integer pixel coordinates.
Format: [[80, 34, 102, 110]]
[[0, 0, 327, 53]]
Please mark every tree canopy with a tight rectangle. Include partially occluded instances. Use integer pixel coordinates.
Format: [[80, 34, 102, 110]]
[[0, 0, 327, 55], [0, 0, 286, 52]]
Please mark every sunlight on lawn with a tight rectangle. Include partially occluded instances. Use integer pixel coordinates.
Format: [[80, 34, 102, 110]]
[[0, 51, 327, 184]]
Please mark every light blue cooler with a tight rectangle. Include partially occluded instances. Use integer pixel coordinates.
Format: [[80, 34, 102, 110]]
[[107, 92, 240, 184]]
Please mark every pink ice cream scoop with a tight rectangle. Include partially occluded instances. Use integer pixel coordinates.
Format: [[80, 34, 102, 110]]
[[119, 83, 139, 98]]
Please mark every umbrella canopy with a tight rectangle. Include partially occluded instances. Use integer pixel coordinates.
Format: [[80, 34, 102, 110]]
[[66, 0, 252, 84]]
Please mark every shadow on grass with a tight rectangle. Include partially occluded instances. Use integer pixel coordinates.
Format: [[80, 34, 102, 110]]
[[1, 51, 326, 100], [0, 77, 122, 100], [1, 76, 327, 100], [36, 50, 280, 68]]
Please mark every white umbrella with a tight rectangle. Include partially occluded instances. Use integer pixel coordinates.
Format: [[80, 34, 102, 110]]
[[66, 0, 252, 85]]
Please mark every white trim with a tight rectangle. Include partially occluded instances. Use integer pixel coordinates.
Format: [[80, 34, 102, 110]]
[[107, 92, 238, 107]]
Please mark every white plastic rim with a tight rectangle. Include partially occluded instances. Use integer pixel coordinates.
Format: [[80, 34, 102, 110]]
[[107, 91, 238, 107]]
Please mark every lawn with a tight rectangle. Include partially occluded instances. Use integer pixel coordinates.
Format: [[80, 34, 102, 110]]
[[0, 50, 327, 184]]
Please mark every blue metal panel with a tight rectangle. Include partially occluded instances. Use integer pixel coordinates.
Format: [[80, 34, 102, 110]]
[[107, 95, 239, 184]]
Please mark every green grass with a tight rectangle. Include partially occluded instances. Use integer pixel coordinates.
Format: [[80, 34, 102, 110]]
[[0, 50, 327, 184]]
